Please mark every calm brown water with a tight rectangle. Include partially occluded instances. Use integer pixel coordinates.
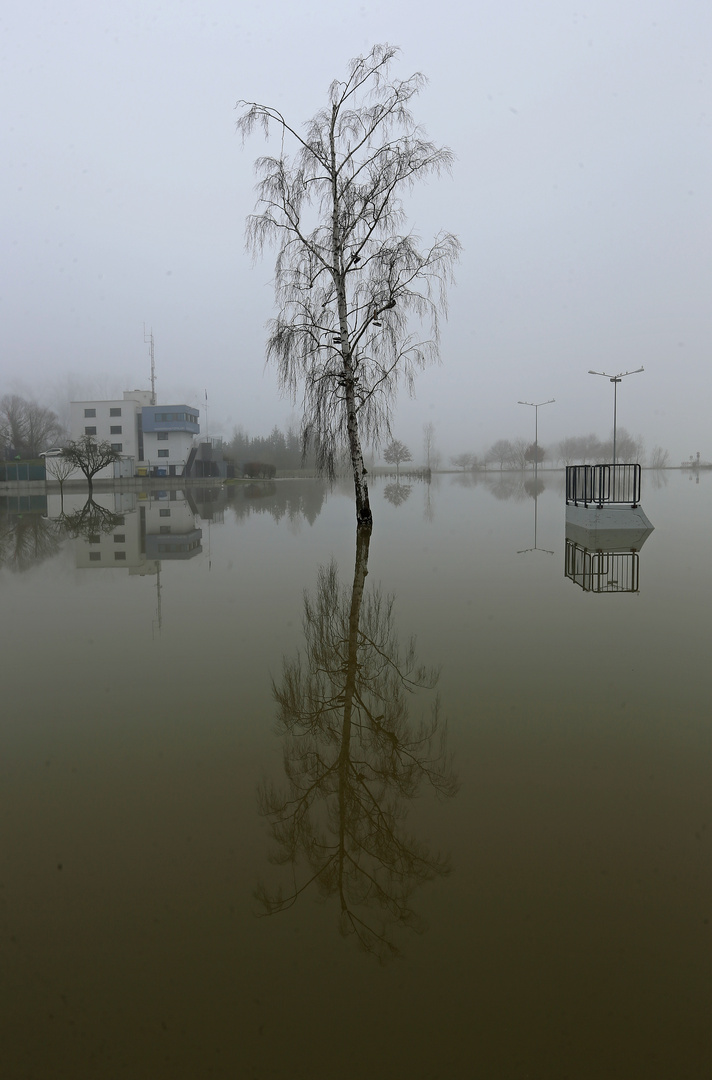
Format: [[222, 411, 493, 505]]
[[1, 471, 710, 1079]]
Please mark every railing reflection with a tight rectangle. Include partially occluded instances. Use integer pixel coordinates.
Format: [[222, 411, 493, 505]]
[[256, 527, 458, 962], [564, 522, 653, 594]]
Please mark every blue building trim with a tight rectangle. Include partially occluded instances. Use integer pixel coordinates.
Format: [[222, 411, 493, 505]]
[[141, 405, 200, 434]]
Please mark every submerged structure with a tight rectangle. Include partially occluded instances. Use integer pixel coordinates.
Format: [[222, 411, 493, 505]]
[[564, 463, 654, 593]]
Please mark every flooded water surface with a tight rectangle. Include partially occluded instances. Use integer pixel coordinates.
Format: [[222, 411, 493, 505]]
[[1, 471, 709, 1078]]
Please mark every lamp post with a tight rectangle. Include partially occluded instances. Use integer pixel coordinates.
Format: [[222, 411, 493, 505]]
[[587, 367, 644, 469], [517, 398, 555, 470]]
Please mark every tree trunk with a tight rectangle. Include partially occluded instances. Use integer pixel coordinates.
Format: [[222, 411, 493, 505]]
[[344, 376, 372, 529], [330, 108, 372, 531]]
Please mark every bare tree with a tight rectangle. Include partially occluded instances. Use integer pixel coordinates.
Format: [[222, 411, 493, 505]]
[[450, 452, 476, 471], [0, 394, 64, 458], [62, 436, 121, 495], [509, 438, 530, 470], [237, 44, 460, 528], [422, 421, 437, 471], [24, 402, 65, 457], [383, 438, 412, 477], [486, 439, 514, 470], [0, 394, 27, 456], [45, 454, 75, 510], [649, 445, 670, 469]]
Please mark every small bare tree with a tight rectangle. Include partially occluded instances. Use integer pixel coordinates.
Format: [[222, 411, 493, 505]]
[[383, 438, 412, 477], [62, 436, 121, 495], [45, 453, 75, 510], [237, 44, 460, 529]]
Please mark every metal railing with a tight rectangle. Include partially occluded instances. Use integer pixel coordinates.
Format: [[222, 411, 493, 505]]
[[565, 463, 641, 507], [565, 540, 640, 593]]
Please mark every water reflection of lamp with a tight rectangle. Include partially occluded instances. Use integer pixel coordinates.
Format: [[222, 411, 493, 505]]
[[517, 477, 554, 556]]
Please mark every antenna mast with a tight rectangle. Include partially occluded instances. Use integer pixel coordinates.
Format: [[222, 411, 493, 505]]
[[144, 324, 156, 404]]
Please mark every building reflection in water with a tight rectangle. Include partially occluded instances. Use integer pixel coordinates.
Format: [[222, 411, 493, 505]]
[[58, 490, 203, 573], [256, 527, 459, 962], [564, 521, 654, 594]]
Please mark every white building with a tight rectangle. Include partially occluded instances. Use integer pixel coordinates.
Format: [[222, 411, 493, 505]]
[[68, 390, 200, 479]]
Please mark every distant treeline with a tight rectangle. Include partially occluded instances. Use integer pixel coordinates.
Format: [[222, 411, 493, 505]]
[[451, 430, 669, 470], [226, 424, 317, 472]]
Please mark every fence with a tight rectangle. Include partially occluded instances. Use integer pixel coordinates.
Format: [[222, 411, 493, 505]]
[[565, 464, 641, 507], [0, 461, 46, 482]]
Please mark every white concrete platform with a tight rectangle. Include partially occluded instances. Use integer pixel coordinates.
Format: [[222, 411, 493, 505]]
[[565, 503, 654, 549]]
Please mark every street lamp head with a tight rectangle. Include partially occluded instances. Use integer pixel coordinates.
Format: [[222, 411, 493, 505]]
[[589, 366, 644, 379]]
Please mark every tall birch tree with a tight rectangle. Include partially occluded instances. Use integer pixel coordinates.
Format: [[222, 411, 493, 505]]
[[237, 44, 460, 528]]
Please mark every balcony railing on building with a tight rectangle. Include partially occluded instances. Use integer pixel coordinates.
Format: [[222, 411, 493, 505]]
[[565, 464, 642, 508]]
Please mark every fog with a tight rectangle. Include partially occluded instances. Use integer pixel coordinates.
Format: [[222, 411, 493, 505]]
[[2, 0, 710, 463]]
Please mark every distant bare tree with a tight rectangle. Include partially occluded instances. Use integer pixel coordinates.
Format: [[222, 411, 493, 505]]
[[556, 433, 602, 465], [598, 428, 645, 465], [486, 439, 514, 470], [422, 421, 437, 471], [0, 394, 64, 458], [649, 445, 670, 469], [0, 394, 26, 456], [237, 44, 460, 528], [509, 438, 530, 470], [383, 439, 412, 477], [450, 452, 476, 471]]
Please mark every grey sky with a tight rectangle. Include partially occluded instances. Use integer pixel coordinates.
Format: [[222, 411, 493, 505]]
[[2, 0, 710, 462]]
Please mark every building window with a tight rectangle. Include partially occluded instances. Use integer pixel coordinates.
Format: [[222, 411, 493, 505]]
[[157, 432, 169, 441], [89, 552, 101, 562], [160, 525, 171, 534], [111, 443, 122, 452], [159, 508, 171, 517], [114, 516, 125, 525], [114, 551, 126, 561], [84, 408, 96, 417], [85, 426, 97, 436], [157, 449, 169, 458], [110, 408, 121, 417], [113, 534, 126, 544], [110, 425, 122, 434], [88, 534, 101, 544]]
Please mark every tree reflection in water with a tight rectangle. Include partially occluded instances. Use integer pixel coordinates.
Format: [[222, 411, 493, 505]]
[[383, 481, 412, 507], [60, 497, 125, 538], [0, 511, 64, 572], [257, 527, 458, 962], [0, 497, 125, 573]]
